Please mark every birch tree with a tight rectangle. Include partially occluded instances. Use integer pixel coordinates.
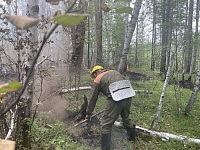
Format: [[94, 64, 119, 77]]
[[181, 1, 188, 83], [151, 0, 156, 71], [185, 51, 200, 115], [188, 0, 199, 81], [15, 0, 39, 148], [186, 0, 194, 73], [118, 0, 143, 74], [151, 52, 175, 130]]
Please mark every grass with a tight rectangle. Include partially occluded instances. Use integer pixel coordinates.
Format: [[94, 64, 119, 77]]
[[94, 70, 200, 149], [32, 69, 200, 149]]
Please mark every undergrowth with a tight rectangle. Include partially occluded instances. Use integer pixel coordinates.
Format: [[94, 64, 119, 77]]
[[31, 115, 90, 150], [32, 69, 200, 149]]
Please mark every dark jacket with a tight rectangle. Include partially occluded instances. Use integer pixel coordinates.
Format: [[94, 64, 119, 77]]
[[87, 70, 126, 114]]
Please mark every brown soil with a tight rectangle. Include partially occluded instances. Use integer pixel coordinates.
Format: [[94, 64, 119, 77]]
[[127, 71, 147, 81]]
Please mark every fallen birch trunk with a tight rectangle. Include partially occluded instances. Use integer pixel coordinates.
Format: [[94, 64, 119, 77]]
[[114, 121, 200, 144], [60, 86, 153, 94], [60, 86, 91, 94]]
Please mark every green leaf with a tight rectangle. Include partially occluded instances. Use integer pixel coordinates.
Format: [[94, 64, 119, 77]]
[[116, 7, 133, 14], [52, 13, 87, 27], [0, 81, 23, 94]]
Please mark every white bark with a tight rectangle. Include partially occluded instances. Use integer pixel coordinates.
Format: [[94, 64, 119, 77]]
[[118, 0, 143, 74], [151, 52, 175, 129], [188, 0, 199, 80], [185, 52, 200, 114], [5, 106, 17, 140], [114, 121, 200, 144], [60, 86, 153, 94]]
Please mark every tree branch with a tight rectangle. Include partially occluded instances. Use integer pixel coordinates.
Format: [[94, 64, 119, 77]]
[[0, 0, 78, 119]]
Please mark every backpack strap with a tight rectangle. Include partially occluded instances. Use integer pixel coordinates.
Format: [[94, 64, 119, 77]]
[[94, 70, 114, 84]]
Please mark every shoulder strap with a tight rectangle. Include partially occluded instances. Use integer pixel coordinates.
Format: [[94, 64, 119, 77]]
[[94, 70, 114, 84]]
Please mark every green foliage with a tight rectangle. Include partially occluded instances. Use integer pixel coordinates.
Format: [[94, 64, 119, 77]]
[[128, 42, 162, 70], [115, 7, 133, 14], [0, 81, 22, 98], [31, 117, 87, 150], [52, 14, 87, 27], [131, 76, 200, 149], [0, 81, 22, 93]]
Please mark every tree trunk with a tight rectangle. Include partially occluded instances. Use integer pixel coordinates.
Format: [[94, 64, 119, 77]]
[[175, 28, 178, 71], [104, 9, 111, 67], [160, 0, 167, 75], [71, 1, 87, 68], [182, 0, 189, 83], [134, 21, 139, 67], [87, 8, 90, 69], [166, 0, 172, 69], [188, 0, 199, 81], [151, 0, 156, 71], [185, 51, 200, 115], [160, 0, 171, 76], [16, 0, 38, 149], [151, 52, 175, 130], [186, 0, 194, 73], [95, 0, 103, 65], [71, 18, 87, 68], [118, 0, 143, 74]]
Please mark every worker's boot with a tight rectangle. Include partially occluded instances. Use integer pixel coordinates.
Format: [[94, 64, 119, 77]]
[[126, 124, 136, 141], [101, 133, 111, 150]]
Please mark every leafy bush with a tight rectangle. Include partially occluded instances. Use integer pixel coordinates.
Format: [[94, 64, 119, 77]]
[[31, 117, 87, 150]]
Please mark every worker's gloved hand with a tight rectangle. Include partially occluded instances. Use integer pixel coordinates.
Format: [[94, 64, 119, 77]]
[[85, 112, 92, 121]]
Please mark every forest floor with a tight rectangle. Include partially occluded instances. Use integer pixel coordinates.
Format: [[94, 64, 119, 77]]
[[33, 69, 149, 150], [62, 71, 148, 150], [32, 66, 197, 150], [0, 66, 196, 149]]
